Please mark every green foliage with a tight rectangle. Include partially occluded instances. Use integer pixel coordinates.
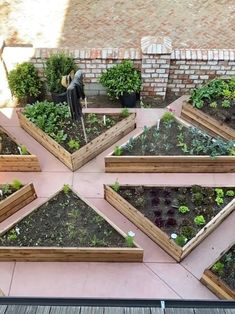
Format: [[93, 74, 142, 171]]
[[2, 184, 12, 195], [63, 184, 71, 194], [19, 145, 28, 155], [99, 60, 141, 99], [68, 139, 80, 151], [11, 179, 23, 190], [53, 130, 67, 143], [161, 111, 175, 124], [212, 261, 224, 276], [114, 146, 123, 156], [209, 101, 217, 108], [215, 196, 224, 206], [121, 108, 130, 118], [86, 113, 99, 125], [192, 192, 204, 206], [45, 53, 77, 93], [226, 190, 235, 197], [178, 205, 190, 214], [111, 180, 120, 192], [7, 229, 17, 241], [221, 99, 231, 108], [174, 235, 187, 247], [180, 226, 196, 239], [8, 62, 42, 100], [125, 234, 135, 247], [194, 215, 206, 226], [215, 188, 224, 198]]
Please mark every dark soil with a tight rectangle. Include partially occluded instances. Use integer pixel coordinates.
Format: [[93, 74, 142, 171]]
[[117, 185, 234, 246], [200, 99, 235, 130], [0, 129, 20, 155], [119, 116, 233, 157], [0, 189, 129, 248], [211, 244, 235, 290]]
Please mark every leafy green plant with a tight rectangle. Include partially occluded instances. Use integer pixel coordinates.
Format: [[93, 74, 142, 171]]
[[99, 60, 141, 99], [161, 111, 175, 124], [178, 205, 190, 214], [215, 188, 224, 198], [63, 184, 71, 194], [223, 89, 232, 99], [86, 113, 99, 126], [221, 99, 231, 108], [209, 101, 217, 108], [68, 139, 80, 151], [111, 180, 120, 192], [226, 190, 235, 197], [215, 196, 224, 206], [8, 62, 42, 100], [212, 261, 224, 276], [121, 108, 130, 118], [2, 184, 12, 195], [125, 231, 135, 247], [44, 53, 77, 94], [174, 235, 187, 247], [7, 229, 17, 241], [53, 130, 67, 143], [194, 215, 206, 226], [19, 145, 28, 155], [11, 179, 23, 190], [114, 146, 123, 156], [180, 226, 196, 239]]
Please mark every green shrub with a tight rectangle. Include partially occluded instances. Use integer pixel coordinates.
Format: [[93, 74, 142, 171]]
[[8, 62, 42, 100], [99, 60, 141, 99], [45, 53, 77, 94]]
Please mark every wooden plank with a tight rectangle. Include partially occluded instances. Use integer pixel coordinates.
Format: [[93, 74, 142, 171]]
[[0, 183, 37, 223], [149, 309, 163, 314], [194, 309, 225, 314], [5, 305, 37, 314], [104, 185, 182, 262], [36, 307, 51, 314], [181, 198, 235, 259], [181, 103, 235, 140], [124, 308, 151, 314], [165, 309, 194, 314], [0, 155, 40, 172], [50, 306, 80, 314], [104, 307, 124, 314], [80, 306, 103, 314], [201, 271, 235, 300]]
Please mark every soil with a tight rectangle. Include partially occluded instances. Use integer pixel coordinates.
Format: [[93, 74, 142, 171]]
[[0, 129, 20, 155], [0, 189, 128, 248], [200, 98, 235, 130], [0, 184, 22, 202], [119, 116, 232, 157], [118, 185, 234, 246], [211, 244, 235, 290]]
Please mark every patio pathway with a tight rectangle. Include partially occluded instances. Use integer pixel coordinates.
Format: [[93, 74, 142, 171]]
[[0, 97, 234, 299]]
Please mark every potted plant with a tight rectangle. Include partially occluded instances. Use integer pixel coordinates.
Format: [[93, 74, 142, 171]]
[[99, 60, 141, 108], [7, 62, 42, 104], [44, 52, 77, 103]]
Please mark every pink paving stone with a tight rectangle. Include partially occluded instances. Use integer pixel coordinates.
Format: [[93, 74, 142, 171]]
[[10, 262, 179, 298], [88, 198, 175, 263], [0, 262, 15, 296], [0, 172, 73, 198], [146, 263, 218, 299], [0, 108, 20, 127], [182, 210, 235, 279]]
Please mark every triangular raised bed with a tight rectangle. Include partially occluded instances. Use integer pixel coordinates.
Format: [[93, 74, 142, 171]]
[[201, 243, 235, 300], [0, 187, 143, 262], [0, 126, 40, 172], [105, 185, 235, 262], [105, 115, 235, 173]]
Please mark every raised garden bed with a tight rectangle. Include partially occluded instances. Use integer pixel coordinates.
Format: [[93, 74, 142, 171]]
[[181, 78, 235, 140], [0, 127, 40, 172], [201, 243, 235, 300], [0, 186, 143, 262], [105, 112, 235, 173], [0, 181, 36, 223], [105, 184, 235, 261], [17, 102, 136, 171]]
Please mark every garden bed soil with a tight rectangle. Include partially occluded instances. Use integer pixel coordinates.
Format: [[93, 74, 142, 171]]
[[0, 188, 143, 262], [105, 185, 235, 261], [0, 183, 36, 223], [201, 244, 235, 300], [105, 116, 235, 173], [0, 127, 40, 172], [18, 110, 136, 171], [181, 103, 235, 140]]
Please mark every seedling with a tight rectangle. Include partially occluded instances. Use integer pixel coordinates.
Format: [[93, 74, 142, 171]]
[[178, 205, 190, 214], [111, 180, 120, 192], [63, 184, 71, 194], [114, 146, 123, 156], [125, 231, 135, 247], [68, 139, 80, 150], [121, 108, 130, 118], [11, 179, 23, 191], [194, 215, 206, 226], [226, 190, 235, 197]]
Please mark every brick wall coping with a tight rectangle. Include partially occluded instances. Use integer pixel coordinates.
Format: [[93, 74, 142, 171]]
[[171, 49, 235, 61]]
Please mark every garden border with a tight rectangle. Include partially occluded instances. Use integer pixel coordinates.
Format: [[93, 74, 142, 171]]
[[0, 188, 143, 262], [0, 183, 37, 223], [104, 185, 235, 262], [0, 127, 41, 172], [181, 102, 235, 140], [17, 111, 136, 171], [105, 117, 235, 173], [201, 243, 235, 300]]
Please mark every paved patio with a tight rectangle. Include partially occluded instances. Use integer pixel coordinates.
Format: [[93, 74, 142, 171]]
[[0, 97, 234, 299]]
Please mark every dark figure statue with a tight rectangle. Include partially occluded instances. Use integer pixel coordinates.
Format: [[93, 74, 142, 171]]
[[67, 70, 86, 121]]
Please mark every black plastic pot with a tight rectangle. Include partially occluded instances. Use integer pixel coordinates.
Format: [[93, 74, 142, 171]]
[[51, 92, 67, 104], [119, 92, 136, 108]]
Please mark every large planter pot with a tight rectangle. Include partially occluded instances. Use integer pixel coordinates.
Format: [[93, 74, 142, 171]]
[[51, 92, 67, 104], [119, 92, 136, 108]]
